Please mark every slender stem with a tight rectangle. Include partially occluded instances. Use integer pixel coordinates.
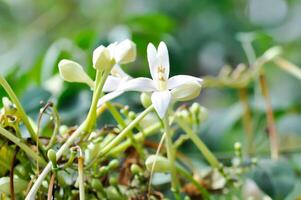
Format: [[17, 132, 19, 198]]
[[242, 41, 256, 66], [85, 70, 109, 132], [274, 57, 301, 80], [25, 68, 110, 200], [238, 88, 253, 154], [47, 173, 55, 200], [86, 105, 154, 167], [163, 116, 180, 198], [109, 122, 161, 156], [10, 146, 19, 200], [176, 165, 210, 200], [175, 117, 219, 168], [46, 105, 60, 150], [106, 102, 144, 158], [78, 150, 85, 200], [0, 127, 46, 165], [259, 73, 279, 160], [0, 75, 38, 142]]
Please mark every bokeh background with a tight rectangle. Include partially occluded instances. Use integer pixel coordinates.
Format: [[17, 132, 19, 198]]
[[1, 0, 301, 198]]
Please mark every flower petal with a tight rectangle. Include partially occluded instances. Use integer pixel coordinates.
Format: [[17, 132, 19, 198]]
[[171, 82, 202, 101], [92, 45, 111, 70], [97, 91, 124, 106], [103, 75, 122, 92], [111, 64, 131, 79], [151, 90, 171, 119], [58, 59, 94, 88], [120, 77, 156, 92], [157, 41, 170, 79], [167, 75, 203, 89], [114, 39, 136, 64], [147, 43, 159, 80]]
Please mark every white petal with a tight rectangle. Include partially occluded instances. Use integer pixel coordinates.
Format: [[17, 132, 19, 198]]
[[97, 91, 124, 106], [111, 64, 131, 79], [92, 45, 111, 70], [157, 41, 170, 79], [103, 76, 122, 92], [167, 75, 203, 89], [120, 77, 156, 92], [58, 59, 94, 88], [151, 90, 171, 119], [147, 43, 159, 80], [114, 39, 136, 64], [171, 82, 202, 101]]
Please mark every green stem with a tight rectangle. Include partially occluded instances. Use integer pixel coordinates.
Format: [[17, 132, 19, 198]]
[[175, 117, 219, 168], [106, 102, 145, 158], [25, 68, 110, 200], [274, 57, 301, 80], [0, 127, 46, 166], [109, 122, 161, 156], [176, 165, 210, 200], [85, 70, 109, 132], [163, 116, 180, 198], [87, 105, 154, 167], [46, 105, 60, 150], [78, 151, 85, 200], [0, 75, 37, 142]]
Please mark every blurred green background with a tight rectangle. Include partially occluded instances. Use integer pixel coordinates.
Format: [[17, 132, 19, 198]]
[[1, 0, 301, 198]]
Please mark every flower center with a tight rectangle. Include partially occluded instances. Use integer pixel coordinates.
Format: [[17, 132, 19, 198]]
[[157, 66, 167, 90]]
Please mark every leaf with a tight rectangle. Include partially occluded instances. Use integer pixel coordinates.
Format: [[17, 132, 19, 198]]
[[0, 177, 28, 194], [250, 159, 295, 200]]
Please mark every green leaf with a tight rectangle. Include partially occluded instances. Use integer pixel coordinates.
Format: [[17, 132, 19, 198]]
[[250, 159, 295, 200], [0, 177, 28, 194]]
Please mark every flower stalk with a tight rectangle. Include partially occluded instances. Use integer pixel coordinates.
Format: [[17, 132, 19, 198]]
[[0, 75, 38, 142], [175, 117, 220, 168], [163, 116, 180, 199]]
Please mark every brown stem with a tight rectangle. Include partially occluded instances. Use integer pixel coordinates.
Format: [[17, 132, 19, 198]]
[[238, 88, 253, 154], [259, 74, 279, 160], [47, 173, 56, 200], [10, 146, 19, 200]]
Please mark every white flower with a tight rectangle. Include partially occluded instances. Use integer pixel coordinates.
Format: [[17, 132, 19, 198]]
[[58, 59, 94, 88], [93, 39, 136, 70], [110, 42, 202, 118], [97, 65, 132, 106]]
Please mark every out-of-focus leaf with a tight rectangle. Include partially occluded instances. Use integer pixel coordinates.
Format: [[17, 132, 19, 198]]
[[0, 177, 28, 194], [41, 38, 86, 82], [250, 159, 295, 200], [0, 145, 13, 176], [20, 87, 51, 114]]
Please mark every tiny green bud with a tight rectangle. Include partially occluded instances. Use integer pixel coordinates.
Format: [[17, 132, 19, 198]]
[[140, 93, 152, 108], [99, 166, 109, 176], [109, 177, 118, 186], [91, 179, 102, 190], [234, 142, 241, 151], [108, 159, 119, 169], [128, 111, 136, 120], [145, 155, 170, 173], [130, 164, 142, 175], [47, 149, 57, 169]]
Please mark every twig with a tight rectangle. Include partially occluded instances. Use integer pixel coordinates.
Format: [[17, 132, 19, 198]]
[[10, 146, 19, 200], [259, 73, 279, 160], [47, 173, 55, 200]]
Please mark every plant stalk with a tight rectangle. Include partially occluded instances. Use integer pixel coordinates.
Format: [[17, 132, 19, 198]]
[[175, 117, 219, 168]]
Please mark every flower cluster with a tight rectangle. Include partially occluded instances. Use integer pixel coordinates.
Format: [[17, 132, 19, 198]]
[[58, 40, 203, 118]]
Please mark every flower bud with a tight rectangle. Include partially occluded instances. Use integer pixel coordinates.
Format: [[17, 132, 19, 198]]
[[58, 59, 94, 88], [47, 149, 57, 169], [140, 92, 152, 108], [145, 155, 170, 173], [92, 45, 112, 70], [114, 39, 136, 64], [130, 164, 142, 175], [172, 82, 202, 101]]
